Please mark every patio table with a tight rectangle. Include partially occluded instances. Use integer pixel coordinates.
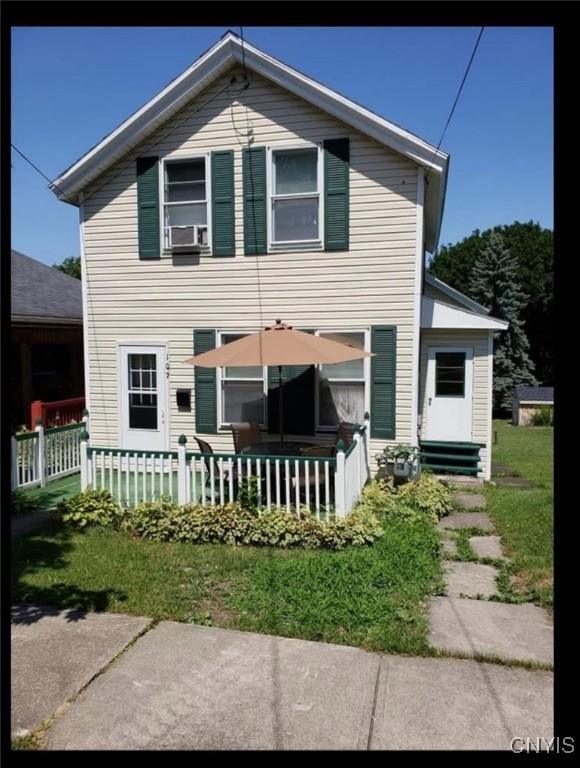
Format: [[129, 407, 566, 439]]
[[240, 441, 317, 457]]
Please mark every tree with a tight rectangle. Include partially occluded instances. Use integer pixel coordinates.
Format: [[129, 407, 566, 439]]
[[468, 232, 536, 412], [428, 221, 553, 384], [53, 256, 81, 280]]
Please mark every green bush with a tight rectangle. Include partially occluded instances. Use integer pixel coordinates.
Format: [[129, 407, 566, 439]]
[[236, 475, 260, 514], [57, 489, 123, 529], [531, 405, 553, 426], [397, 472, 453, 522], [11, 489, 41, 516], [114, 497, 384, 550], [357, 474, 452, 525]]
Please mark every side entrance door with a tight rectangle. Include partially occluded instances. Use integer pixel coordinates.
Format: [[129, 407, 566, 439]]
[[425, 347, 473, 442], [120, 345, 167, 451]]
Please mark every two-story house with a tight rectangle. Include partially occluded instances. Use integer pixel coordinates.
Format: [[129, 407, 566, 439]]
[[50, 31, 507, 486]]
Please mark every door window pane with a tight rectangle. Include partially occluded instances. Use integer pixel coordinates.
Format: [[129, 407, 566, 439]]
[[435, 352, 465, 397], [273, 197, 318, 241], [274, 148, 318, 194], [128, 353, 158, 429]]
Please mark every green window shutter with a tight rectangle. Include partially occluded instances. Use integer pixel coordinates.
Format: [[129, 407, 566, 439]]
[[324, 138, 349, 251], [267, 330, 315, 435], [194, 329, 217, 434], [371, 326, 396, 439], [136, 157, 160, 259], [211, 150, 235, 256], [242, 146, 267, 255]]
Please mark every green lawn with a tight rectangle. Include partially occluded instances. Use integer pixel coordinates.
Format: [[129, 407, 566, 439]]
[[12, 514, 444, 655], [487, 419, 553, 607]]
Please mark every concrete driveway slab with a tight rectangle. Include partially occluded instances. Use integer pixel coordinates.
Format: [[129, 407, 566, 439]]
[[370, 656, 553, 750], [46, 621, 380, 750], [11, 605, 151, 736], [428, 597, 553, 665]]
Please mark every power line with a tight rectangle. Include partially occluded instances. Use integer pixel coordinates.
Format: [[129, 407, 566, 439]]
[[426, 27, 485, 179], [11, 142, 71, 200]]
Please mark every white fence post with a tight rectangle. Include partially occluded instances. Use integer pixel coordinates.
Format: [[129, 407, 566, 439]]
[[353, 428, 361, 498], [80, 428, 90, 490], [35, 420, 46, 487], [11, 436, 18, 490], [335, 439, 346, 518], [82, 408, 89, 432], [178, 434, 188, 505]]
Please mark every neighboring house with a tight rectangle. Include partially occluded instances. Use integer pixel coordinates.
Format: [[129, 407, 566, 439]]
[[11, 249, 85, 429], [512, 385, 554, 426], [49, 31, 507, 479]]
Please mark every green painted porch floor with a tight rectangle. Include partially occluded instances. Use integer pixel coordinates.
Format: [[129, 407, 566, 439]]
[[18, 474, 82, 512]]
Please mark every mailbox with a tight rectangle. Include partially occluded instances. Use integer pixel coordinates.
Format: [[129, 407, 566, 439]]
[[176, 389, 191, 410]]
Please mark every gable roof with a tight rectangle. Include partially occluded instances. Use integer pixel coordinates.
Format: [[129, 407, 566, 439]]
[[514, 385, 553, 403], [421, 295, 508, 331], [11, 249, 82, 323], [50, 31, 449, 252], [424, 273, 490, 315]]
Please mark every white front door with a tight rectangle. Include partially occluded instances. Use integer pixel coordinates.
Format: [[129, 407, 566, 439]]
[[120, 345, 167, 451], [425, 347, 473, 442]]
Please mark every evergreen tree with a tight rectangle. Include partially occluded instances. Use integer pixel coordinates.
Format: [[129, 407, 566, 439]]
[[469, 232, 536, 412], [53, 256, 81, 280]]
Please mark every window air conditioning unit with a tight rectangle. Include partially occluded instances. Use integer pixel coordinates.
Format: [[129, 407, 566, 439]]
[[168, 225, 199, 248]]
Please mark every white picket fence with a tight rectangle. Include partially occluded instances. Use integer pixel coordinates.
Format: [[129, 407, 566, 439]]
[[81, 416, 371, 518], [12, 421, 86, 490]]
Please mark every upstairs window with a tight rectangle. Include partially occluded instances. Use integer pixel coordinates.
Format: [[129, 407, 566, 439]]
[[163, 158, 209, 249], [270, 147, 321, 244]]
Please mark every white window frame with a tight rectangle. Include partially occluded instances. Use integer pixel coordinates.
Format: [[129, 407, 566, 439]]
[[217, 330, 268, 428], [267, 142, 323, 248], [160, 154, 212, 253], [315, 329, 370, 432]]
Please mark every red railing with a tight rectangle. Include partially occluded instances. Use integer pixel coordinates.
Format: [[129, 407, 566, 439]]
[[30, 397, 86, 429]]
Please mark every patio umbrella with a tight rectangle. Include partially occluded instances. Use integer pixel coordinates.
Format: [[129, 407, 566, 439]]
[[184, 320, 373, 443]]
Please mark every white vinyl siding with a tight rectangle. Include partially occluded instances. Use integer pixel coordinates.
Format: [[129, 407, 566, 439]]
[[419, 329, 491, 478], [81, 67, 419, 467]]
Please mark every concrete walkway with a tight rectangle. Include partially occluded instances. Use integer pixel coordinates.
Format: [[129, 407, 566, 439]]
[[12, 606, 552, 750], [431, 493, 553, 666]]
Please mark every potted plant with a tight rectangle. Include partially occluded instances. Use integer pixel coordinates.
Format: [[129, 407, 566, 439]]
[[377, 444, 420, 484]]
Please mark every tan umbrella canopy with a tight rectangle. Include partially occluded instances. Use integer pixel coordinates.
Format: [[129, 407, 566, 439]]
[[185, 320, 373, 443]]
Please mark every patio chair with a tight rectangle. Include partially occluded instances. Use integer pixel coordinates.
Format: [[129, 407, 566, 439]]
[[294, 422, 358, 504], [194, 436, 237, 502], [231, 422, 260, 454]]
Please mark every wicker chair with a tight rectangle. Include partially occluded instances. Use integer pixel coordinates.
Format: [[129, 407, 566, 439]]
[[231, 422, 260, 454], [194, 436, 237, 501], [295, 421, 358, 504]]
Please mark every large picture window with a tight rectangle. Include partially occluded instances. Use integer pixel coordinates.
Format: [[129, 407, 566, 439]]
[[270, 147, 321, 243], [317, 331, 367, 428], [163, 158, 208, 248], [220, 334, 266, 425]]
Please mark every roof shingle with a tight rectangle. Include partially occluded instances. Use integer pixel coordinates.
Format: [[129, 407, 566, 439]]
[[11, 249, 82, 321]]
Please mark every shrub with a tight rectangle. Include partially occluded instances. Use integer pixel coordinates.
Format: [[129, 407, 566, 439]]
[[121, 497, 384, 550], [11, 489, 41, 516], [57, 489, 122, 529], [397, 472, 453, 522], [531, 405, 553, 426], [357, 474, 452, 525], [236, 475, 260, 514]]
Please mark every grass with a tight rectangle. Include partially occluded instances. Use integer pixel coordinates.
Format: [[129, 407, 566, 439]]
[[12, 513, 444, 655], [487, 419, 553, 608]]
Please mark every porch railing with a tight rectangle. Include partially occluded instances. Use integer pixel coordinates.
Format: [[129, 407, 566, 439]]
[[12, 418, 86, 490], [30, 396, 86, 430], [80, 414, 371, 518]]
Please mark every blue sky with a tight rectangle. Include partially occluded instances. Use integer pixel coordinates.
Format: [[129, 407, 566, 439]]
[[11, 26, 553, 265]]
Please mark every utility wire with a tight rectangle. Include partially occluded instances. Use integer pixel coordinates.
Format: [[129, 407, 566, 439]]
[[11, 143, 71, 201], [425, 27, 485, 181]]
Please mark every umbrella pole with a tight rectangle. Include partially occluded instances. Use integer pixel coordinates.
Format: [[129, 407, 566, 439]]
[[278, 365, 284, 444]]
